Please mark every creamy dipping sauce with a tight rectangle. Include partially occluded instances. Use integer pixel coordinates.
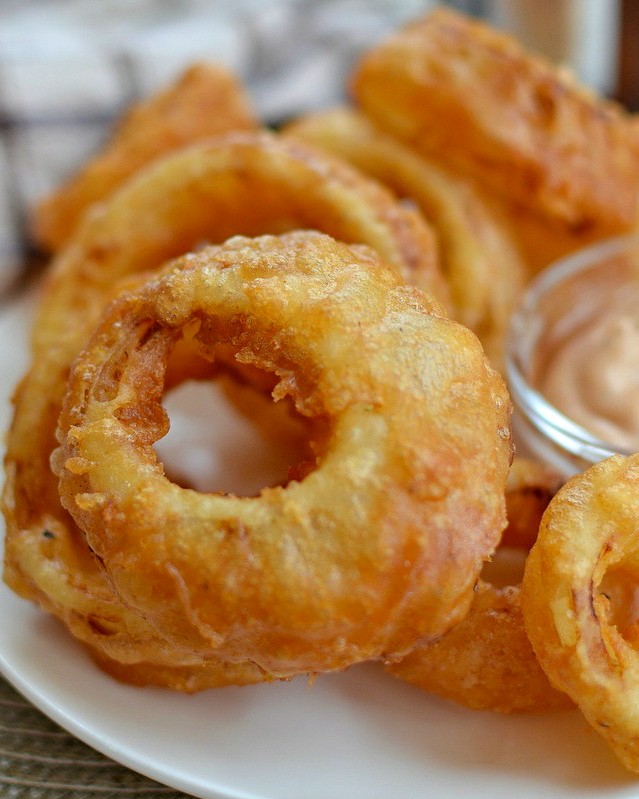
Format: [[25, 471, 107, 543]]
[[538, 302, 639, 452], [506, 236, 639, 477]]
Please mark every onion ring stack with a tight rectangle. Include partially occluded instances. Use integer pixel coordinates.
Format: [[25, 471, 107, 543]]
[[2, 131, 452, 688], [50, 231, 511, 680], [9, 12, 639, 773]]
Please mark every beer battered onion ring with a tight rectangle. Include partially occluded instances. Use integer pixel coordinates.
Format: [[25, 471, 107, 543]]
[[2, 133, 447, 689], [522, 454, 639, 772], [51, 231, 512, 678], [387, 458, 570, 713], [32, 62, 258, 253]]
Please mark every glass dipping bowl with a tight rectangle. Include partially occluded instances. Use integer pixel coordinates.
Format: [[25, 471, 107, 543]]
[[505, 234, 639, 479]]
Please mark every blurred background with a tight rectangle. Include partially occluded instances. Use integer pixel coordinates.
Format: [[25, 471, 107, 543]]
[[0, 0, 634, 295]]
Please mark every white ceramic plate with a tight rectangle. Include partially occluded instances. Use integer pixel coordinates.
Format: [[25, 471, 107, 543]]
[[1, 290, 638, 799]]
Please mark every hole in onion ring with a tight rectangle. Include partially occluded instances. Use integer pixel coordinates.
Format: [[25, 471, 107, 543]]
[[154, 369, 316, 497], [598, 565, 639, 646], [480, 546, 528, 589]]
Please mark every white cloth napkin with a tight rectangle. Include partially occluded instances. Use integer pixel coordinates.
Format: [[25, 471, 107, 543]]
[[0, 0, 434, 296]]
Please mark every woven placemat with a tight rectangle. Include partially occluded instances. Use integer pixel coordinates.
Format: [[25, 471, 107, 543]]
[[0, 675, 188, 798]]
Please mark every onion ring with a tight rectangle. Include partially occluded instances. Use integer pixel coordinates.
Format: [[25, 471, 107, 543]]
[[387, 458, 569, 713], [51, 231, 512, 678], [285, 107, 525, 369], [386, 582, 570, 713], [2, 132, 446, 687], [351, 7, 639, 236], [32, 62, 258, 252], [522, 454, 639, 772]]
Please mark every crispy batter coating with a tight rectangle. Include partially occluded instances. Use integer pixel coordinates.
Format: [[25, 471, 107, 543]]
[[2, 132, 446, 688], [386, 582, 570, 713], [387, 458, 568, 713], [285, 107, 525, 368], [52, 231, 512, 679], [32, 62, 258, 252], [89, 651, 272, 692], [351, 7, 639, 235], [522, 454, 639, 772]]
